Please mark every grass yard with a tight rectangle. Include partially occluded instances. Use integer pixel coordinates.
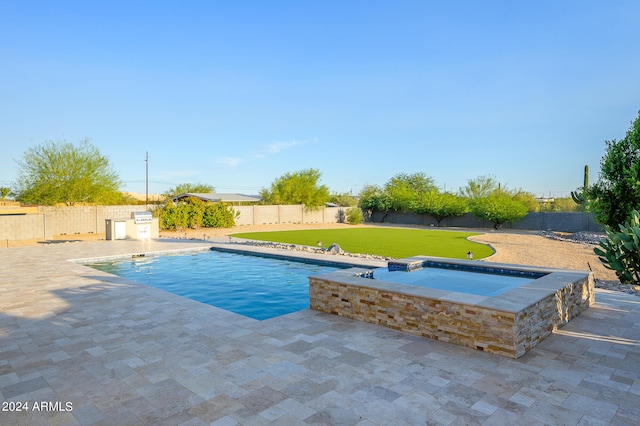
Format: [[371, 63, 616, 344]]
[[229, 227, 494, 259]]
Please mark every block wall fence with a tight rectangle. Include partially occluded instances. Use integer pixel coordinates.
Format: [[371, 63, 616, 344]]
[[0, 205, 345, 243], [0, 205, 602, 244], [368, 211, 604, 233]]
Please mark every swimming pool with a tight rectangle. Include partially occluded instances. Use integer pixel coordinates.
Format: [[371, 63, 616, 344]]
[[88, 249, 345, 320]]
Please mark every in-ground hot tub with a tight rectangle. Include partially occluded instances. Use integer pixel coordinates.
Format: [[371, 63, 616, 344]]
[[309, 256, 594, 358]]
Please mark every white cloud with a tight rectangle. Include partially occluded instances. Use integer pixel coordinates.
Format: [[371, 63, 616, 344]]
[[270, 138, 318, 154], [217, 157, 245, 167], [221, 138, 318, 168], [267, 140, 303, 154]]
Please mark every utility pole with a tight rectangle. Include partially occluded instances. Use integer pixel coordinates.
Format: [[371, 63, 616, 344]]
[[145, 151, 149, 208]]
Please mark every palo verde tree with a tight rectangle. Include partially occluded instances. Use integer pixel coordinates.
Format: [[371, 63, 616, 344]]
[[14, 139, 122, 205], [328, 192, 359, 207], [460, 177, 529, 229], [358, 184, 391, 221], [384, 172, 437, 211], [589, 111, 640, 228], [411, 190, 468, 226], [259, 168, 329, 209], [458, 175, 499, 200], [468, 189, 528, 229]]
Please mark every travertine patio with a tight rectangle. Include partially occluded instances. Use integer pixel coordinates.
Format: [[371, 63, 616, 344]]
[[1, 239, 639, 425]]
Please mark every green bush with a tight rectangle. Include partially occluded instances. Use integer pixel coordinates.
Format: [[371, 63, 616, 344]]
[[202, 202, 239, 228], [155, 200, 182, 230], [346, 207, 363, 225], [156, 198, 238, 230], [186, 198, 205, 230], [589, 111, 640, 228], [594, 210, 640, 285]]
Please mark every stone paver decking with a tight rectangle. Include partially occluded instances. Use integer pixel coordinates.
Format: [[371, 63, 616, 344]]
[[1, 239, 639, 425]]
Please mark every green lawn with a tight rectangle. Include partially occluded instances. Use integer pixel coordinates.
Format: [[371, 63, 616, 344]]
[[229, 228, 493, 259]]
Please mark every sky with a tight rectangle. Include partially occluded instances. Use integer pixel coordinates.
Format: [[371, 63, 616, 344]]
[[2, 1, 639, 198]]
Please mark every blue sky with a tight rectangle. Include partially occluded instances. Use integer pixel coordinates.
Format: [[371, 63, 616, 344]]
[[2, 1, 639, 198]]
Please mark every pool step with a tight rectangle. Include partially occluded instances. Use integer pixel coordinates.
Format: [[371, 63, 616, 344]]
[[388, 258, 424, 272]]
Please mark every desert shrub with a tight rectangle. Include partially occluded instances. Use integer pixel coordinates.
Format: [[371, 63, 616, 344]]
[[186, 198, 205, 230], [346, 207, 363, 225], [594, 210, 640, 285], [156, 200, 181, 230], [202, 202, 239, 228], [157, 198, 237, 230]]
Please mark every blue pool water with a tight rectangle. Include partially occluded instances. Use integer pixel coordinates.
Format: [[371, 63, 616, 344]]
[[88, 250, 345, 320], [373, 267, 535, 297]]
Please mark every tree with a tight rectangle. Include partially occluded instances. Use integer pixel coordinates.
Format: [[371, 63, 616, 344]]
[[512, 189, 539, 212], [358, 184, 392, 221], [384, 172, 437, 211], [589, 111, 640, 228], [0, 187, 11, 205], [543, 197, 581, 212], [459, 175, 500, 200], [259, 168, 329, 209], [469, 190, 528, 229], [411, 190, 468, 226], [14, 139, 122, 205], [328, 192, 358, 207], [164, 183, 215, 198]]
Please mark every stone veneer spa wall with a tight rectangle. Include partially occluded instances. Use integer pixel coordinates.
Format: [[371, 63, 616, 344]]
[[309, 257, 594, 358]]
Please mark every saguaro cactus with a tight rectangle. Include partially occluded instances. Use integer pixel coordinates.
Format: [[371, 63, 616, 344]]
[[571, 165, 589, 204]]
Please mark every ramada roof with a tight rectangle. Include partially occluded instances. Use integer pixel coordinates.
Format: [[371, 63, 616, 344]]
[[171, 193, 262, 203]]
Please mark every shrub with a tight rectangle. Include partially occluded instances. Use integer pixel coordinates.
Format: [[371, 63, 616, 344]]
[[202, 202, 239, 228], [156, 199, 238, 230], [155, 200, 180, 230], [186, 198, 205, 230], [346, 207, 363, 225], [594, 210, 640, 285]]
